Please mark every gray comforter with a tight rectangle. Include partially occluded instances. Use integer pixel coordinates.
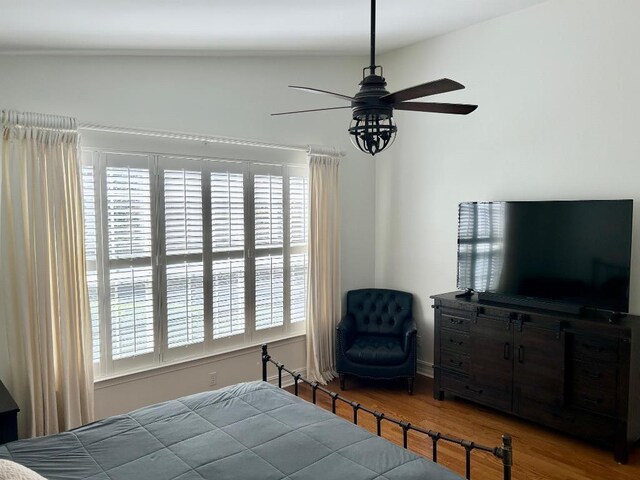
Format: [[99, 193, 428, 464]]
[[0, 381, 462, 479]]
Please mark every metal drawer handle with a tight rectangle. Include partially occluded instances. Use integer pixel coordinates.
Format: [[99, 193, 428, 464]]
[[464, 385, 483, 395], [582, 369, 602, 379], [449, 318, 464, 325], [580, 395, 602, 406], [581, 343, 605, 353], [449, 338, 464, 346], [518, 345, 525, 363], [449, 359, 463, 367], [552, 412, 576, 423], [503, 342, 511, 360]]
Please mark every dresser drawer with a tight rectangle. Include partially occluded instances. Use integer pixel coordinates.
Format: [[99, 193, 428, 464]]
[[441, 371, 511, 411], [440, 310, 471, 333], [572, 334, 618, 363], [440, 328, 470, 353], [570, 360, 617, 416], [441, 349, 470, 375], [518, 397, 616, 445]]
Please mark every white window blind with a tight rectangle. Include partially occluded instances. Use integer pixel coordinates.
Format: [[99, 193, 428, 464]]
[[83, 149, 307, 377]]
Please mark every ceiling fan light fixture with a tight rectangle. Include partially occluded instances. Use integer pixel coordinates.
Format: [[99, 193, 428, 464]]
[[348, 114, 397, 156]]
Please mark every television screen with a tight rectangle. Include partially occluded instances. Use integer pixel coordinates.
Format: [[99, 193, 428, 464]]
[[457, 200, 633, 313]]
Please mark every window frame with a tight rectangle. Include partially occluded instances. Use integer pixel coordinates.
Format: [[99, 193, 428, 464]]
[[82, 148, 308, 378]]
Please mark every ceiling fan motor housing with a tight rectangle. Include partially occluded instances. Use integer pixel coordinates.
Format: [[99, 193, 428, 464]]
[[348, 74, 398, 155], [351, 74, 393, 119]]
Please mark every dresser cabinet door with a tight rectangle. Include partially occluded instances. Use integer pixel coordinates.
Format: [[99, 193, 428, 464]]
[[513, 324, 565, 411], [469, 315, 513, 410]]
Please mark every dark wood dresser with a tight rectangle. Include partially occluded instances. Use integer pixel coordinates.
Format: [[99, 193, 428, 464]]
[[0, 380, 19, 445], [432, 292, 640, 463]]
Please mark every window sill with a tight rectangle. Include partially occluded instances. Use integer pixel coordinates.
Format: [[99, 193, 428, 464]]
[[94, 333, 305, 390]]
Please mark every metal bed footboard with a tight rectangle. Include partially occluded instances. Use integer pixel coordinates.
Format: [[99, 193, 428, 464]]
[[261, 344, 512, 480]]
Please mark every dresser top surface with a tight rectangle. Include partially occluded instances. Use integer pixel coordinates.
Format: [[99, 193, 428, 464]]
[[432, 291, 640, 333]]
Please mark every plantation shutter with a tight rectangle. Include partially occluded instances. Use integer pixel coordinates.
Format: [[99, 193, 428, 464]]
[[81, 157, 101, 363], [289, 172, 308, 324], [105, 155, 155, 363], [163, 167, 205, 349], [254, 170, 284, 331], [211, 168, 246, 340]]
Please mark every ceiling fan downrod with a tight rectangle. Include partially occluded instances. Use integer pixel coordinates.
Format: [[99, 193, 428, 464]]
[[369, 0, 376, 74]]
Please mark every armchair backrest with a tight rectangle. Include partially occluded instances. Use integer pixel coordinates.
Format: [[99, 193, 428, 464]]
[[346, 289, 413, 336]]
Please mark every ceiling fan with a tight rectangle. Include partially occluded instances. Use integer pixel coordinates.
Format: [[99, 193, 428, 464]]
[[272, 0, 478, 156]]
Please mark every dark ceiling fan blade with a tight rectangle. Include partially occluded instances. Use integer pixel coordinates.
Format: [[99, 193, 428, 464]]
[[394, 102, 478, 115], [289, 86, 354, 102], [381, 78, 465, 104], [271, 106, 351, 116]]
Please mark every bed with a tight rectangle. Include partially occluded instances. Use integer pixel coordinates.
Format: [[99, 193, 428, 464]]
[[0, 346, 511, 480]]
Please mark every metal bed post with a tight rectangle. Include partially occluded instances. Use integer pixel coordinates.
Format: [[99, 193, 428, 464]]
[[351, 402, 360, 425], [501, 435, 513, 480], [400, 421, 411, 449], [278, 364, 284, 388], [374, 411, 384, 436], [428, 430, 440, 463], [261, 344, 270, 382]]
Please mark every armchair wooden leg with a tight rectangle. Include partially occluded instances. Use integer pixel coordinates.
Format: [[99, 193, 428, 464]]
[[339, 373, 346, 391], [407, 377, 414, 395]]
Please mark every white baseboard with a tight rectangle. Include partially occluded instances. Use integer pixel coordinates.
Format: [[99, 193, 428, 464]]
[[417, 359, 434, 378]]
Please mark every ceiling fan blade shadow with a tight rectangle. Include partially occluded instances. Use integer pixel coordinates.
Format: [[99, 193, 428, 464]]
[[381, 78, 465, 104], [289, 86, 353, 102], [394, 102, 478, 115], [271, 106, 351, 116]]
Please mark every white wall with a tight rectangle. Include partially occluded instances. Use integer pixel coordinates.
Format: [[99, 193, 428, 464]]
[[375, 0, 640, 366], [0, 53, 376, 417]]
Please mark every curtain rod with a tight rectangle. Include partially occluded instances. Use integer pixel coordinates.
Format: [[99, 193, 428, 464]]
[[78, 122, 345, 157]]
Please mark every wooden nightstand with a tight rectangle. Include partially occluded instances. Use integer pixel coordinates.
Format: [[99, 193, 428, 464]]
[[0, 380, 19, 444]]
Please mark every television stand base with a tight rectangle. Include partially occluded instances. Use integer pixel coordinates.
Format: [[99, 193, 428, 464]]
[[477, 292, 583, 315]]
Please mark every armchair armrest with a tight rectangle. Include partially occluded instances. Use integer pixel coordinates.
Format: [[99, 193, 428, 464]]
[[402, 319, 418, 352], [336, 314, 357, 349]]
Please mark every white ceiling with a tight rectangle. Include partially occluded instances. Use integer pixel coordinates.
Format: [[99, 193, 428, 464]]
[[0, 0, 547, 55]]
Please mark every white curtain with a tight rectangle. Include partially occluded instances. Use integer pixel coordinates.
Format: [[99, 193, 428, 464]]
[[306, 147, 341, 384], [0, 111, 94, 438]]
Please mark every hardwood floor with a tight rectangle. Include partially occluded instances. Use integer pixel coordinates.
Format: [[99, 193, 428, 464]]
[[286, 375, 640, 480]]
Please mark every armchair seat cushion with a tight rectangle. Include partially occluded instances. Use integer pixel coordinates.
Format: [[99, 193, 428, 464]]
[[345, 335, 406, 365]]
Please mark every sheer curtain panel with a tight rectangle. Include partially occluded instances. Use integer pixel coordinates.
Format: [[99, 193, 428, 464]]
[[0, 111, 94, 437], [306, 147, 341, 383]]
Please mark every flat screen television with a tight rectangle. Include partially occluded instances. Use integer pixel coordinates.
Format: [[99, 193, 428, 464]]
[[457, 200, 633, 314]]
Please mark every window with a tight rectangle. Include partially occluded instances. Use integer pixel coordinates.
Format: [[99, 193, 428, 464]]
[[82, 150, 308, 377]]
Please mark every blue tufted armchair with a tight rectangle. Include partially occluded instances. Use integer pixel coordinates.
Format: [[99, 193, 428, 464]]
[[336, 289, 417, 394]]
